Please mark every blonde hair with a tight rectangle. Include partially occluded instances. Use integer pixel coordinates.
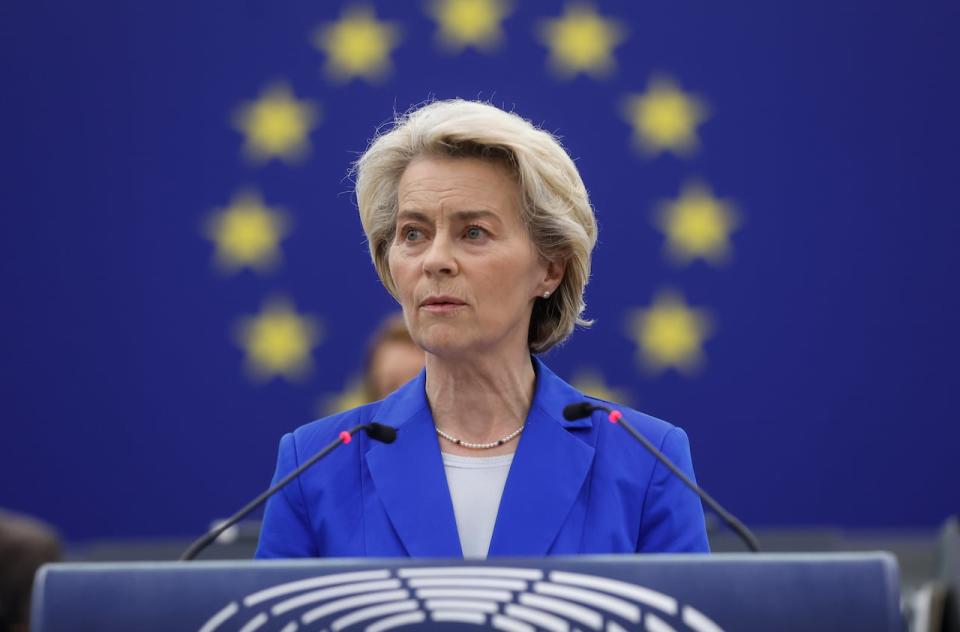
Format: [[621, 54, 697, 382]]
[[353, 99, 598, 353]]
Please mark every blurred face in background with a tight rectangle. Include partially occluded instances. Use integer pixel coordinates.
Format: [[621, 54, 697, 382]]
[[388, 155, 552, 359], [367, 338, 424, 401]]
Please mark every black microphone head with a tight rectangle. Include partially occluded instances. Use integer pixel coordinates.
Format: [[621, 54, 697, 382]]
[[563, 402, 597, 421], [365, 422, 398, 444]]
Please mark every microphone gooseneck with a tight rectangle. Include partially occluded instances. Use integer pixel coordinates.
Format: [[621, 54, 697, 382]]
[[566, 401, 761, 553], [179, 422, 397, 561]]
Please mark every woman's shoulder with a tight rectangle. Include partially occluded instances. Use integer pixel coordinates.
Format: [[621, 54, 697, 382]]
[[580, 394, 684, 447], [578, 395, 698, 487], [535, 357, 685, 446], [285, 400, 386, 453]]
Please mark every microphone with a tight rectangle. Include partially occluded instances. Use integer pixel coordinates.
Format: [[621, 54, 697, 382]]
[[364, 422, 398, 444], [564, 402, 760, 552], [179, 422, 397, 561], [563, 401, 595, 422]]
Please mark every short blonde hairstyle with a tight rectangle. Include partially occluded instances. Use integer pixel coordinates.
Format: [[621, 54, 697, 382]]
[[353, 99, 598, 353]]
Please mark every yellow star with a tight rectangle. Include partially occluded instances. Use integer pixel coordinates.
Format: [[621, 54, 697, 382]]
[[318, 376, 370, 416], [313, 6, 401, 82], [655, 181, 740, 265], [622, 75, 708, 156], [203, 190, 290, 273], [235, 297, 322, 382], [570, 369, 632, 406], [626, 290, 713, 375], [232, 83, 319, 164], [427, 0, 510, 52], [537, 3, 627, 79]]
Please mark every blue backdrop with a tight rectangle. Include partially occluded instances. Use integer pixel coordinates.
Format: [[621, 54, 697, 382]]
[[1, 0, 957, 541]]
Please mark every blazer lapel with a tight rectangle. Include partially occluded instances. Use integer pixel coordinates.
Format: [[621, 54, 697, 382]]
[[364, 372, 463, 558], [487, 358, 595, 557]]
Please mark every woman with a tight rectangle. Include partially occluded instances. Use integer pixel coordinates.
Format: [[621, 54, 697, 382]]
[[255, 99, 709, 559]]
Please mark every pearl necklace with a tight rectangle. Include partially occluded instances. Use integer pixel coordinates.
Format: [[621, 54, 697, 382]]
[[435, 424, 525, 449]]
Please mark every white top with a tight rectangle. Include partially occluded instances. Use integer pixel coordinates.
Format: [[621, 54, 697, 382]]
[[441, 451, 515, 559]]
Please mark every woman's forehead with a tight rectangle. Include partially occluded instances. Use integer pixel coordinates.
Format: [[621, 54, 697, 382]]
[[398, 155, 520, 216]]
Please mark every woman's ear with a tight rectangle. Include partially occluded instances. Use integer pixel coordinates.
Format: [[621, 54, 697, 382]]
[[542, 256, 566, 295]]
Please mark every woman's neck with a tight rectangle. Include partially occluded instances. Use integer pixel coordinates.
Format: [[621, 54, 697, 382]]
[[425, 349, 536, 455]]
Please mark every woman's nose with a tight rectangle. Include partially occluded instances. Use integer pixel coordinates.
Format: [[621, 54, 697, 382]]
[[421, 234, 459, 276]]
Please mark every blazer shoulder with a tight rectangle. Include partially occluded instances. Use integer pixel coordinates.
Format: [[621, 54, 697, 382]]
[[582, 394, 681, 446], [288, 400, 384, 454]]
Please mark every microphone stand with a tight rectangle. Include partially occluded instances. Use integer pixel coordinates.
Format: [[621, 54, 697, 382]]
[[180, 423, 396, 561], [566, 403, 760, 552]]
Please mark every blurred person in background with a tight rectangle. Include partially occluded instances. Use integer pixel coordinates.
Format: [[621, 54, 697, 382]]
[[363, 312, 425, 402], [256, 99, 709, 559], [0, 510, 61, 632]]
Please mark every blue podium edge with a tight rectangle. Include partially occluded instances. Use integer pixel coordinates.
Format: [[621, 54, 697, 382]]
[[33, 550, 901, 572], [32, 552, 902, 632]]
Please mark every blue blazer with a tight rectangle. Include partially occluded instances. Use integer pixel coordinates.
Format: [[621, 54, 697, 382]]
[[255, 357, 709, 558]]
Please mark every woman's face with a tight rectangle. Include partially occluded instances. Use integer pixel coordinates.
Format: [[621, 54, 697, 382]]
[[388, 155, 560, 359]]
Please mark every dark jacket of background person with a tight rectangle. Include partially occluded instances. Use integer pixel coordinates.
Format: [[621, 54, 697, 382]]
[[0, 510, 61, 632]]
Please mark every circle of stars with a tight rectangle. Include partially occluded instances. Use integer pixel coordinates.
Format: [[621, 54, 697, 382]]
[[200, 0, 745, 409]]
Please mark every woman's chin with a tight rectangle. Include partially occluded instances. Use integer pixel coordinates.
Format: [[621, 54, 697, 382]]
[[415, 327, 476, 358], [419, 339, 471, 358]]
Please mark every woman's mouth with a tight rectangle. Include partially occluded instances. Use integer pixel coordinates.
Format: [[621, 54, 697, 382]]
[[420, 296, 467, 313]]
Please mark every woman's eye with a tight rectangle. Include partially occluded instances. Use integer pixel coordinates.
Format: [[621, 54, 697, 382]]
[[465, 226, 485, 240], [402, 227, 422, 241]]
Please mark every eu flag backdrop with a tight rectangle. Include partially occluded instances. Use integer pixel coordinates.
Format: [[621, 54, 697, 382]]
[[1, 0, 957, 541]]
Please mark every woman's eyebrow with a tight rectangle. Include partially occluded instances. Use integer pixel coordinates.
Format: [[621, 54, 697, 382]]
[[397, 210, 431, 224], [397, 210, 501, 224], [451, 210, 501, 224]]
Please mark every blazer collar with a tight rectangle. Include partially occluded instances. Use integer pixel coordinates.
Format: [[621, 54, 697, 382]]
[[365, 356, 595, 558]]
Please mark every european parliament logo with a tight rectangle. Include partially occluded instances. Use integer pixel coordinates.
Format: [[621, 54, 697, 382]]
[[199, 566, 724, 631]]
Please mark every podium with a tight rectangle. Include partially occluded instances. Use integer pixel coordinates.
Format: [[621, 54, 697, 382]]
[[32, 553, 902, 631]]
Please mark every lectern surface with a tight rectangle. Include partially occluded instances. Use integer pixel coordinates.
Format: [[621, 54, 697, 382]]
[[31, 553, 902, 632]]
